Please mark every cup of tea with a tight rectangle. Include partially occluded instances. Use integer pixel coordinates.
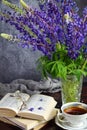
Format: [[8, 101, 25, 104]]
[[58, 102, 87, 126]]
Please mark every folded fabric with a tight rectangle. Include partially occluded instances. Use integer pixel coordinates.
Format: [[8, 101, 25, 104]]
[[0, 77, 61, 98]]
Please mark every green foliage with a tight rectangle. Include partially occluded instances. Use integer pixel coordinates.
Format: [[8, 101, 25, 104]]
[[38, 43, 87, 80], [0, 0, 87, 81]]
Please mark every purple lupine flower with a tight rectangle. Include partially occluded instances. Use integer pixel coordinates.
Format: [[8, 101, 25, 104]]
[[0, 0, 86, 59], [0, 0, 87, 79]]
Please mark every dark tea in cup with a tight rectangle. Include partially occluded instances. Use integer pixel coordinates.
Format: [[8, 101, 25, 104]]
[[64, 106, 87, 115]]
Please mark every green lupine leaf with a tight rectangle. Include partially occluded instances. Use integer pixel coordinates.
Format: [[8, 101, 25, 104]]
[[72, 69, 86, 80]]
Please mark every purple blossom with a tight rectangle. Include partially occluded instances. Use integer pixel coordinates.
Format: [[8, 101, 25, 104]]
[[38, 107, 43, 110], [39, 98, 43, 101], [0, 0, 87, 79], [0, 0, 87, 59], [28, 107, 34, 111]]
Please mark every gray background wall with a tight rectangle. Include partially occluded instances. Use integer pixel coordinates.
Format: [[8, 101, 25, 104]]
[[0, 0, 87, 83]]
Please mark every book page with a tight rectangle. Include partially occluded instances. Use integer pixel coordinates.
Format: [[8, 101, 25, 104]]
[[1, 108, 58, 130], [18, 94, 57, 120], [0, 91, 30, 116]]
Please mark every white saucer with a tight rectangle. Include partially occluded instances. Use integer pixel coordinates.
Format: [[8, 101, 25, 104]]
[[55, 116, 87, 130]]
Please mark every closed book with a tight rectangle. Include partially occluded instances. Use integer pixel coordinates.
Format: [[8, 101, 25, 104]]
[[0, 108, 58, 130]]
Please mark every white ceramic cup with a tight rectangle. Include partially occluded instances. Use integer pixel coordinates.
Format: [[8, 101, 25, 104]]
[[57, 102, 87, 127]]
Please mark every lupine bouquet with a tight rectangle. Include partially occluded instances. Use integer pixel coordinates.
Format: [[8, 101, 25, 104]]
[[0, 0, 87, 80]]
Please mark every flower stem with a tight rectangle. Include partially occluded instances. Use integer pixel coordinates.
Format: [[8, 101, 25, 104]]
[[82, 60, 87, 71]]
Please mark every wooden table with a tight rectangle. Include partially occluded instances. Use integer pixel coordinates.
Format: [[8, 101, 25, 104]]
[[0, 83, 87, 130]]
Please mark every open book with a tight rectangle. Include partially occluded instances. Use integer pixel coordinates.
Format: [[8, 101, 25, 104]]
[[0, 91, 57, 120], [0, 108, 58, 130]]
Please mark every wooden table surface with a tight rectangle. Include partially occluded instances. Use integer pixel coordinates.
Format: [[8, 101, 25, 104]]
[[0, 83, 87, 130]]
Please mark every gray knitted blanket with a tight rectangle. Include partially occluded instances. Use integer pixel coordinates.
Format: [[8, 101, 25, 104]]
[[0, 77, 61, 98]]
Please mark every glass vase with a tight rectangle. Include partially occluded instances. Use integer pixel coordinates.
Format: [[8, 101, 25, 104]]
[[61, 75, 83, 104]]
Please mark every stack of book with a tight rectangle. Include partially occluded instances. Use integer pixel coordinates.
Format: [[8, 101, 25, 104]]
[[0, 91, 58, 130]]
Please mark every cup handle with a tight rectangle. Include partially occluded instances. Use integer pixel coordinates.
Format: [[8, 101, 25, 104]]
[[57, 110, 69, 123]]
